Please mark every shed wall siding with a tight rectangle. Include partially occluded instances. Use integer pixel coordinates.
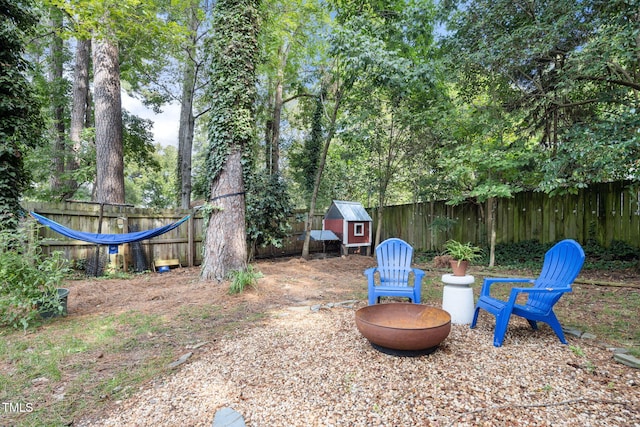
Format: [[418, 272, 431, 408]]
[[323, 219, 344, 239]]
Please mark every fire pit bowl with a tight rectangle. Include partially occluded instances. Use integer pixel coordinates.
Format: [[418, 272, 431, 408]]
[[355, 303, 451, 353]]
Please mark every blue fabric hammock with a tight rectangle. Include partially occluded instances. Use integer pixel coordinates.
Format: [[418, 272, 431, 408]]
[[30, 211, 190, 245]]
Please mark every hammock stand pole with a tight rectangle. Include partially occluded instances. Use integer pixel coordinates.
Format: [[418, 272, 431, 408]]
[[93, 203, 105, 276]]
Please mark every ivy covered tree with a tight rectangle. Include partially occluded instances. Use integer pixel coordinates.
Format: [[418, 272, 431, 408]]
[[201, 0, 260, 281], [0, 0, 44, 229]]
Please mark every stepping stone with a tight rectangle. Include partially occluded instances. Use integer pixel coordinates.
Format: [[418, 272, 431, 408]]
[[213, 407, 245, 427], [614, 353, 640, 369]]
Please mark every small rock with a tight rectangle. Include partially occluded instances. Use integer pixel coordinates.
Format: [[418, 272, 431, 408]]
[[187, 341, 208, 350], [562, 327, 583, 338], [168, 352, 193, 369], [310, 305, 322, 312], [581, 332, 597, 340], [614, 353, 640, 369]]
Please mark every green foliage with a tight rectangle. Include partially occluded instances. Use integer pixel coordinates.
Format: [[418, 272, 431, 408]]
[[443, 239, 483, 263], [204, 0, 260, 187], [440, 0, 640, 195], [0, 0, 44, 229], [569, 345, 586, 357], [227, 265, 263, 294], [0, 224, 71, 329], [495, 239, 638, 270], [494, 240, 549, 268], [289, 94, 323, 199], [125, 144, 176, 208], [245, 173, 293, 254]]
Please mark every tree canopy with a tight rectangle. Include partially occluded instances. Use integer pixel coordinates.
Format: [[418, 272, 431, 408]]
[[6, 0, 639, 249]]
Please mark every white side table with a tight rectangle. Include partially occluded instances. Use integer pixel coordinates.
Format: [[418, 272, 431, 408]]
[[442, 274, 475, 325]]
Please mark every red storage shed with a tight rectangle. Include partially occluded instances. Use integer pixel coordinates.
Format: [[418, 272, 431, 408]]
[[323, 200, 372, 255]]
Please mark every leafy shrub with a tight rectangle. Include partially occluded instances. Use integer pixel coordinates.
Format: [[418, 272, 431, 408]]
[[0, 225, 70, 329], [493, 240, 551, 268], [496, 239, 638, 270], [245, 173, 293, 259]]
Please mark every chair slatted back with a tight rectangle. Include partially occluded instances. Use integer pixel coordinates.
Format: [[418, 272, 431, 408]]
[[529, 239, 585, 312], [376, 238, 413, 287]]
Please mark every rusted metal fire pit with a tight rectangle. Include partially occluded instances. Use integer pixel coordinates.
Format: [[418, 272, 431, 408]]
[[355, 303, 451, 356]]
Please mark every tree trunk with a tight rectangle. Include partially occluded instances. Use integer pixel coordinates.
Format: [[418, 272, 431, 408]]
[[375, 204, 384, 248], [48, 7, 65, 196], [200, 0, 258, 280], [177, 62, 196, 208], [268, 78, 283, 174], [201, 149, 247, 280], [67, 38, 91, 198], [301, 76, 353, 258], [488, 197, 496, 267], [302, 95, 339, 259], [93, 37, 125, 204], [178, 4, 199, 209]]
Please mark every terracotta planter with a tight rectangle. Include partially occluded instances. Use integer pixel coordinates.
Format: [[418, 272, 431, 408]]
[[450, 259, 469, 277]]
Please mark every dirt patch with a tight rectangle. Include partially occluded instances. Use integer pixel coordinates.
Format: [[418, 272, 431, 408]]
[[67, 255, 377, 319], [68, 256, 640, 317]]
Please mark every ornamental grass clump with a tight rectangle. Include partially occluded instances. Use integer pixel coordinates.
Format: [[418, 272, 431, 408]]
[[227, 265, 263, 295]]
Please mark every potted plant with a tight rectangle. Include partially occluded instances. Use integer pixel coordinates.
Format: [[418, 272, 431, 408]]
[[443, 240, 483, 276], [0, 226, 71, 329]]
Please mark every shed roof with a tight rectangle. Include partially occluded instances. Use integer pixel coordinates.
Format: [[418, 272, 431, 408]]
[[297, 230, 340, 241], [325, 200, 372, 222]]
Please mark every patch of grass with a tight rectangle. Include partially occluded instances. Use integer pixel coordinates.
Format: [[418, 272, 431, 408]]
[[0, 310, 181, 426], [178, 304, 223, 321], [227, 265, 263, 294]]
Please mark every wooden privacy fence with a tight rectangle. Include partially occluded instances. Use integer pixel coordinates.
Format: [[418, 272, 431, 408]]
[[23, 202, 327, 268], [24, 201, 203, 270], [372, 181, 640, 252], [23, 180, 640, 267]]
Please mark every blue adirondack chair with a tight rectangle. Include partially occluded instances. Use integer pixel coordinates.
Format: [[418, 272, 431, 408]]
[[365, 238, 425, 305], [471, 239, 585, 347]]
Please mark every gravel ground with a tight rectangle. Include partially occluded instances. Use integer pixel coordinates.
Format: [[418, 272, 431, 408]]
[[81, 301, 640, 427]]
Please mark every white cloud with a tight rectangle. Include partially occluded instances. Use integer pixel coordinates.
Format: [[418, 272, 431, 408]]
[[121, 92, 181, 147]]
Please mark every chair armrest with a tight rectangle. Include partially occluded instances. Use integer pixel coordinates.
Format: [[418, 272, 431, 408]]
[[364, 267, 378, 286], [480, 277, 534, 297], [412, 268, 425, 287], [510, 286, 572, 295], [364, 267, 378, 277], [506, 286, 572, 305]]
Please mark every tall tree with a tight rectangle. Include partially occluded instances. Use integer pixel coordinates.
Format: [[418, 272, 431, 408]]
[[176, 2, 199, 208], [201, 0, 260, 281], [0, 0, 44, 229], [47, 5, 68, 197], [93, 32, 125, 204], [259, 0, 323, 175], [171, 0, 212, 208], [335, 1, 439, 246], [67, 38, 91, 197]]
